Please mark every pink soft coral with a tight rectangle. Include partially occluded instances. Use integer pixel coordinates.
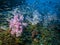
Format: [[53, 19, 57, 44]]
[[9, 14, 27, 37]]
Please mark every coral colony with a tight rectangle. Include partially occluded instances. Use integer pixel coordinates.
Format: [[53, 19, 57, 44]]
[[9, 9, 41, 37], [9, 13, 27, 37]]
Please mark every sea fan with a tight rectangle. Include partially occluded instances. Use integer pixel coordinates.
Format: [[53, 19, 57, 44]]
[[26, 10, 42, 25]]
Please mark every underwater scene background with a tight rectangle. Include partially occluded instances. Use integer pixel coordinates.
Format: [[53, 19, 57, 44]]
[[0, 0, 60, 45]]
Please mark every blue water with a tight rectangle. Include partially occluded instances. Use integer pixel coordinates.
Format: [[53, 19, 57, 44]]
[[26, 0, 60, 14]]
